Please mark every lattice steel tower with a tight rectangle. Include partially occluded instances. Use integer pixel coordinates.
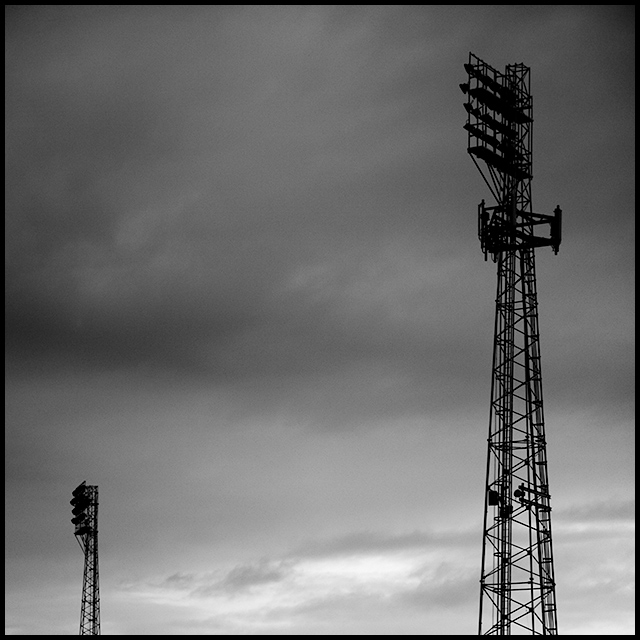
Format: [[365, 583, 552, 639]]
[[70, 481, 101, 635], [460, 53, 561, 635]]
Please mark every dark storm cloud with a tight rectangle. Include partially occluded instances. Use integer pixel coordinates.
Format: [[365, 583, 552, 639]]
[[6, 5, 634, 391], [5, 5, 486, 391]]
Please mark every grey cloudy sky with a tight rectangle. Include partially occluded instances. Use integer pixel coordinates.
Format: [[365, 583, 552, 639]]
[[5, 5, 634, 635]]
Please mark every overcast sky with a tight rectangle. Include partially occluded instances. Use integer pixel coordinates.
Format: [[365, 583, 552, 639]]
[[5, 5, 635, 635]]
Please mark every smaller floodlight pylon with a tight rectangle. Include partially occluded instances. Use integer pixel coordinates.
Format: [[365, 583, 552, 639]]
[[71, 483, 100, 635]]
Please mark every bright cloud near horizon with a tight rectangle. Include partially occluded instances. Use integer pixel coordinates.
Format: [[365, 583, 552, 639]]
[[5, 5, 634, 635]]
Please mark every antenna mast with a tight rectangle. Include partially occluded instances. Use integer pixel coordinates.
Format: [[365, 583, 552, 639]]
[[461, 53, 561, 635]]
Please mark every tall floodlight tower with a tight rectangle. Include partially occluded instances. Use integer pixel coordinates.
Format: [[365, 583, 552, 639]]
[[71, 481, 101, 635], [460, 53, 561, 635]]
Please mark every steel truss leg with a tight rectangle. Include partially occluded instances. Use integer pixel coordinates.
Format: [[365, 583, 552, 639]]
[[478, 245, 558, 635]]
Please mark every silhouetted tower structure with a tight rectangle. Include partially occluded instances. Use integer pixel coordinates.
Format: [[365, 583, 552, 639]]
[[71, 482, 101, 635], [460, 53, 561, 635]]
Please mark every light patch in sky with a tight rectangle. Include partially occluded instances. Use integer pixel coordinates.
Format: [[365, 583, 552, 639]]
[[110, 534, 478, 634]]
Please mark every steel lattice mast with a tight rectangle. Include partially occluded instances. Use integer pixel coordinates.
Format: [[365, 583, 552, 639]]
[[460, 53, 561, 635], [71, 482, 101, 635]]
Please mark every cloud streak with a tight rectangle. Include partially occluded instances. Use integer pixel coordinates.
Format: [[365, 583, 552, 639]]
[[113, 526, 479, 634], [109, 504, 634, 635]]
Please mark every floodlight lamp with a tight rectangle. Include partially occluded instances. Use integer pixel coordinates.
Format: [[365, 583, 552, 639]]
[[469, 87, 505, 114], [496, 84, 518, 104], [464, 103, 481, 118], [72, 481, 87, 497], [71, 513, 86, 525], [459, 83, 469, 94], [464, 123, 502, 150], [470, 87, 532, 125], [477, 112, 516, 139]]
